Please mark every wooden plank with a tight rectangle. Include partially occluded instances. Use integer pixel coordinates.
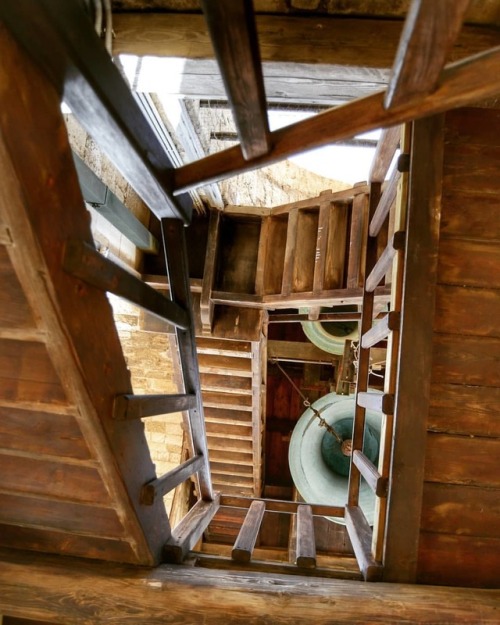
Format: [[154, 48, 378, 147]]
[[428, 383, 500, 437], [271, 187, 366, 216], [438, 238, 500, 290], [421, 482, 500, 539], [0, 406, 90, 460], [369, 126, 401, 183], [385, 0, 470, 109], [200, 209, 221, 333], [365, 230, 405, 292], [295, 505, 316, 569], [267, 340, 339, 364], [161, 219, 213, 501], [2, 548, 500, 625], [352, 451, 388, 498], [432, 334, 500, 387], [347, 192, 368, 288], [313, 201, 331, 293], [269, 311, 364, 324], [0, 1, 192, 221], [344, 506, 382, 582], [164, 494, 221, 563], [196, 337, 252, 357], [251, 339, 263, 497], [220, 495, 345, 519], [418, 532, 500, 588], [383, 115, 444, 583], [198, 354, 252, 377], [441, 192, 500, 241], [200, 1, 269, 160], [442, 143, 500, 196], [206, 422, 253, 439], [369, 168, 401, 236], [202, 391, 253, 411], [113, 393, 196, 420], [281, 209, 299, 296], [361, 311, 400, 348], [434, 285, 500, 338], [232, 500, 266, 563], [63, 240, 189, 330], [357, 392, 395, 415], [141, 455, 204, 506], [200, 373, 252, 394], [425, 433, 500, 488], [0, 246, 37, 330], [173, 47, 500, 193], [255, 216, 271, 295], [293, 210, 318, 294]]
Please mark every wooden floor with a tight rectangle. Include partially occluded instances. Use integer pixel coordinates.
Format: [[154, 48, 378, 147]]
[[417, 108, 500, 588]]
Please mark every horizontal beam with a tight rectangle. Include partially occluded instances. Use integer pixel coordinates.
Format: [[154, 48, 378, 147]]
[[173, 46, 500, 193], [365, 231, 406, 292], [113, 393, 197, 420], [296, 504, 316, 569], [1, 548, 499, 624], [141, 455, 204, 505], [0, 0, 192, 222], [361, 311, 400, 348], [220, 496, 345, 519], [232, 500, 266, 563], [63, 239, 189, 329], [357, 392, 395, 415], [352, 450, 388, 497]]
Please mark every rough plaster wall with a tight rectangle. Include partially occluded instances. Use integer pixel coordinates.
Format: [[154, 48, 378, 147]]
[[110, 296, 184, 515]]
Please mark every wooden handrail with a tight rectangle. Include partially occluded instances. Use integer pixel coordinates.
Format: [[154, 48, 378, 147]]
[[141, 455, 205, 506]]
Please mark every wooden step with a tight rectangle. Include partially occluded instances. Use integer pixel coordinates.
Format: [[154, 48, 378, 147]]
[[207, 437, 253, 453], [198, 354, 252, 377], [204, 407, 253, 425], [196, 337, 252, 358], [209, 449, 253, 465], [202, 391, 253, 411], [206, 422, 253, 439]]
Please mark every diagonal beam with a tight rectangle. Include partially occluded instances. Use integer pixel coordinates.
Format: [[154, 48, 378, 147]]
[[385, 0, 471, 109], [200, 0, 270, 160]]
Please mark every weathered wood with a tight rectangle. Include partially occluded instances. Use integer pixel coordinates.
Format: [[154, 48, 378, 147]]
[[352, 451, 388, 497], [200, 209, 221, 333], [438, 238, 500, 290], [201, 373, 252, 395], [141, 455, 204, 506], [344, 506, 382, 582], [220, 496, 345, 519], [271, 187, 365, 215], [174, 47, 500, 192], [63, 240, 189, 329], [232, 500, 266, 563], [296, 505, 316, 569], [0, 247, 37, 331], [313, 201, 331, 293], [164, 494, 221, 563], [250, 339, 263, 497], [281, 209, 299, 296], [202, 391, 252, 411], [113, 393, 196, 420], [385, 0, 470, 109], [369, 168, 401, 237], [268, 340, 339, 364], [260, 217, 287, 295], [161, 219, 213, 501], [200, 1, 270, 160], [434, 285, 500, 338], [383, 116, 444, 583], [198, 354, 252, 377], [369, 126, 401, 183], [365, 230, 405, 292], [357, 392, 395, 415], [269, 311, 363, 323], [347, 192, 368, 288], [196, 337, 252, 358], [361, 311, 400, 348]]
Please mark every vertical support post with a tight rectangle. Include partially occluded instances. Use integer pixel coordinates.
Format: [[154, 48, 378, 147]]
[[161, 218, 213, 501]]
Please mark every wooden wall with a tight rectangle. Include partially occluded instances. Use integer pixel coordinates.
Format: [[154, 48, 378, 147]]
[[418, 108, 500, 588]]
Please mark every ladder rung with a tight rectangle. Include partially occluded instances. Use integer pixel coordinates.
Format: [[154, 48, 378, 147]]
[[281, 209, 299, 296], [361, 311, 400, 348], [352, 450, 388, 497], [369, 167, 401, 237], [141, 455, 204, 505], [113, 393, 197, 420], [357, 391, 395, 415], [232, 500, 266, 563], [63, 239, 189, 329], [365, 231, 405, 292], [296, 504, 316, 569], [345, 505, 382, 582]]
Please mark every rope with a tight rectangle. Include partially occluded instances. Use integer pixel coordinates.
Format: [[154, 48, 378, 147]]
[[270, 358, 343, 444]]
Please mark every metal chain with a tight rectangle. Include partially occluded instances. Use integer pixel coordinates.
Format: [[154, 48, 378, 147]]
[[270, 358, 343, 444]]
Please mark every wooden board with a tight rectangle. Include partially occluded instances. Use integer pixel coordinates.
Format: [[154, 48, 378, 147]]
[[292, 210, 318, 293], [0, 246, 37, 331], [437, 238, 500, 289], [440, 193, 500, 241]]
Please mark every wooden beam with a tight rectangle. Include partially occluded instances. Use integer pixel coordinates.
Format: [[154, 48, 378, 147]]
[[1, 549, 499, 624], [200, 0, 270, 160], [232, 500, 266, 563], [141, 455, 204, 506], [361, 311, 400, 348], [369, 126, 401, 183], [369, 168, 401, 236], [383, 115, 445, 583], [295, 505, 316, 569], [357, 392, 395, 415], [113, 393, 197, 420], [200, 209, 221, 333], [385, 0, 471, 109], [268, 340, 340, 364], [63, 239, 189, 330], [352, 451, 388, 498], [345, 506, 382, 582], [173, 46, 500, 192], [365, 230, 406, 292]]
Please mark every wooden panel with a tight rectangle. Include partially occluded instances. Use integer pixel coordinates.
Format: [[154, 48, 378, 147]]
[[442, 143, 500, 196], [232, 500, 266, 563], [196, 338, 252, 357], [384, 0, 470, 108], [202, 391, 253, 410], [198, 354, 252, 377], [0, 406, 90, 459], [281, 209, 298, 296], [425, 433, 500, 488], [324, 202, 348, 290], [434, 285, 500, 338], [0, 246, 36, 330], [200, 373, 252, 394], [440, 193, 500, 241], [0, 453, 110, 504], [0, 493, 124, 537], [437, 238, 500, 289], [421, 482, 500, 539], [344, 506, 382, 582], [0, 524, 137, 564], [369, 126, 400, 183], [292, 210, 318, 293], [429, 383, 500, 437], [418, 532, 500, 588], [204, 407, 252, 425], [432, 334, 500, 387], [347, 192, 368, 288], [443, 107, 500, 148], [1, 548, 500, 625]]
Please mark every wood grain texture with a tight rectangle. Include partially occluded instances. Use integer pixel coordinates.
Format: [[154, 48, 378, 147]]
[[0, 246, 37, 330], [369, 126, 401, 183], [232, 500, 266, 563], [434, 285, 500, 338], [438, 238, 500, 289], [385, 0, 470, 108], [296, 505, 316, 569]]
